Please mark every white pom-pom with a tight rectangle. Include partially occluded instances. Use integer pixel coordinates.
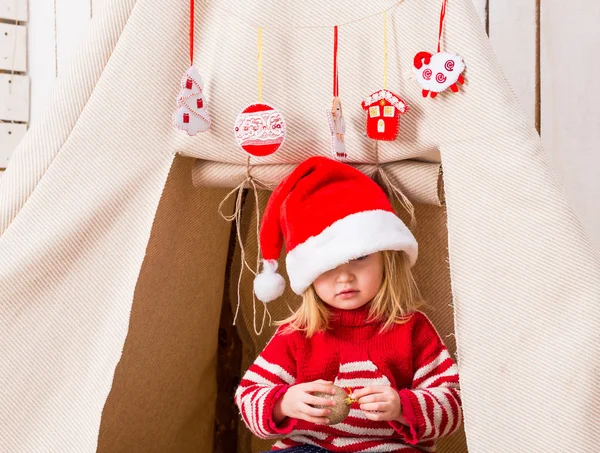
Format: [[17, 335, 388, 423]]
[[254, 260, 286, 303]]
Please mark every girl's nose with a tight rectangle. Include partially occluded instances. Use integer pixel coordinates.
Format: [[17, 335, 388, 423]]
[[336, 267, 355, 283]]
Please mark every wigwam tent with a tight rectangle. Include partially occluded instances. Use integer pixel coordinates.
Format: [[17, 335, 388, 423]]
[[1, 0, 599, 452]]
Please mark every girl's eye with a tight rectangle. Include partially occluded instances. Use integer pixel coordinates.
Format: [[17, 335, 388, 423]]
[[353, 255, 367, 261]]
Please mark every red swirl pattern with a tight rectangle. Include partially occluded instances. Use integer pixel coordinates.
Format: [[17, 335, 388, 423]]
[[444, 60, 455, 71], [422, 68, 432, 80], [436, 72, 447, 83]]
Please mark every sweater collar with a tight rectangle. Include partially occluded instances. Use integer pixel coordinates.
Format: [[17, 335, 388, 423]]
[[327, 302, 377, 327]]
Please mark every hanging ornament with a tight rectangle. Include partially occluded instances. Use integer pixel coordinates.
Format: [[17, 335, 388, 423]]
[[234, 27, 286, 157], [413, 0, 466, 98], [234, 103, 286, 156], [361, 90, 408, 141], [173, 0, 211, 135], [362, 12, 408, 141], [325, 26, 348, 161], [173, 66, 211, 135]]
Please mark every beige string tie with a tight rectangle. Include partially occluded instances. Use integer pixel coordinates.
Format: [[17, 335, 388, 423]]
[[218, 156, 272, 335]]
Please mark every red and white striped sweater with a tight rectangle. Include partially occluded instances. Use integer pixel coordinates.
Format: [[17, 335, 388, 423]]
[[235, 304, 462, 452]]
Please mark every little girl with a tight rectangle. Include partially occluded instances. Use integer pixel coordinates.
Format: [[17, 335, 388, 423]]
[[235, 156, 462, 453]]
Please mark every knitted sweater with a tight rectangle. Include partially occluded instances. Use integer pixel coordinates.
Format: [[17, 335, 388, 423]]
[[234, 304, 462, 452]]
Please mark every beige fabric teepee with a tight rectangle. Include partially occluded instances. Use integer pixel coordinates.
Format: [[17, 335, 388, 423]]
[[1, 0, 599, 452]]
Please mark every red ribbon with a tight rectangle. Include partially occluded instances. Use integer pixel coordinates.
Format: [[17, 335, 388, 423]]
[[190, 0, 195, 65], [333, 25, 339, 97], [437, 0, 447, 53]]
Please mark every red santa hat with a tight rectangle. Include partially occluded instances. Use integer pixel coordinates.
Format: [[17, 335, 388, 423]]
[[254, 156, 419, 303]]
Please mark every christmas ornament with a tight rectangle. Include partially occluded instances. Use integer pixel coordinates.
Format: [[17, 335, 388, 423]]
[[327, 97, 347, 160], [235, 27, 286, 157], [173, 0, 211, 135], [173, 66, 211, 135], [325, 26, 348, 161], [234, 104, 286, 156], [362, 12, 409, 141], [361, 90, 408, 141], [310, 385, 356, 425], [413, 0, 466, 98]]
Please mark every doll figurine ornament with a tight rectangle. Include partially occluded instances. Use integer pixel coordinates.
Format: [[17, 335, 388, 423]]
[[326, 97, 347, 161]]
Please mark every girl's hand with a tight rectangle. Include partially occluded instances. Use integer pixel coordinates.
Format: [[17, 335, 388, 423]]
[[277, 379, 337, 425], [351, 386, 403, 422]]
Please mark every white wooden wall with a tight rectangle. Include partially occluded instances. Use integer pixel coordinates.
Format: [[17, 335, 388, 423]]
[[0, 0, 29, 170], [27, 0, 103, 127], [1, 0, 599, 250]]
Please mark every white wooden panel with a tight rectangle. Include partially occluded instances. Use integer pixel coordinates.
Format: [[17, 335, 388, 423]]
[[28, 0, 93, 124], [489, 1, 537, 124], [0, 122, 27, 168], [0, 74, 29, 122], [0, 23, 27, 72], [541, 1, 600, 250], [0, 0, 28, 21], [471, 0, 487, 31], [28, 0, 56, 125]]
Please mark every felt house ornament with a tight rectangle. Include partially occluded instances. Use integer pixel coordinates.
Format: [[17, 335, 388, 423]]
[[361, 89, 408, 141]]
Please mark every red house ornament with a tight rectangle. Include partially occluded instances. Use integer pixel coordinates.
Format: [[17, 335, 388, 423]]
[[361, 89, 408, 141]]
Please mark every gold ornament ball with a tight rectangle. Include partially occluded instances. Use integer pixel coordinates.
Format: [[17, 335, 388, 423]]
[[310, 385, 356, 425]]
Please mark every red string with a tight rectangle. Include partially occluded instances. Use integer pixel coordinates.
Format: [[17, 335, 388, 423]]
[[333, 25, 339, 97], [437, 0, 447, 53], [190, 0, 195, 65]]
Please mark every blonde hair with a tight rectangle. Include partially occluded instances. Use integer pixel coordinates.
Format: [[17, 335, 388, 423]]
[[274, 250, 425, 338]]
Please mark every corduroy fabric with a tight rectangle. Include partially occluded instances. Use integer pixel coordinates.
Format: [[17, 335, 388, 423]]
[[0, 0, 598, 452]]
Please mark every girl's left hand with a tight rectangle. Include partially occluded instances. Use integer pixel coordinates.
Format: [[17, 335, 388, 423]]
[[350, 386, 402, 422]]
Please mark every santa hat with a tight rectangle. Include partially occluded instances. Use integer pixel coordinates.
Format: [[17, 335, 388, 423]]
[[254, 156, 418, 303]]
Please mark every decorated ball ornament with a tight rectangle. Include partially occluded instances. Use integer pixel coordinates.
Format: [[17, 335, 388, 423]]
[[310, 385, 356, 425], [413, 51, 466, 98], [234, 103, 286, 156], [361, 89, 408, 141]]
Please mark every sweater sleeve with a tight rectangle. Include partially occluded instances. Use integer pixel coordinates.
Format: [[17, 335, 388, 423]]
[[388, 312, 463, 445], [234, 325, 300, 439]]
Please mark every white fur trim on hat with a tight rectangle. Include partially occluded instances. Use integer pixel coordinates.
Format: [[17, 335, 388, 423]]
[[285, 210, 418, 295], [254, 259, 286, 302]]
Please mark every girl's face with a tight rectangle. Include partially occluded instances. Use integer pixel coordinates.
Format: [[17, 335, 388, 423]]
[[312, 252, 384, 310]]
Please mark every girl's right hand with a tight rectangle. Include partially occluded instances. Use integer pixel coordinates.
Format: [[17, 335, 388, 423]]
[[279, 379, 337, 425]]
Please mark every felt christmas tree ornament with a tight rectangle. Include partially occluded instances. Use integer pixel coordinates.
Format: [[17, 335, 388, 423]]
[[172, 0, 211, 135], [173, 66, 211, 135], [253, 156, 418, 303]]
